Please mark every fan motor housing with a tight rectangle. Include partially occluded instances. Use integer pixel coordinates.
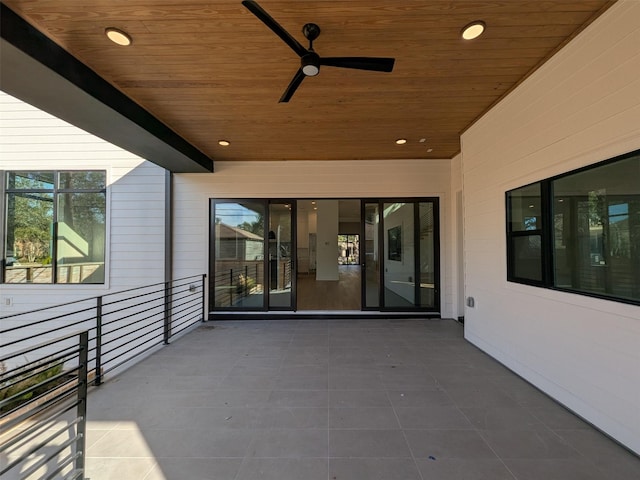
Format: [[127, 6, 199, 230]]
[[301, 52, 320, 76]]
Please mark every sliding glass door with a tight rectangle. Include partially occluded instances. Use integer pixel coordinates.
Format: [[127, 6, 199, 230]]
[[210, 199, 295, 311], [268, 201, 295, 308], [211, 200, 266, 309], [363, 199, 439, 311], [210, 198, 438, 313]]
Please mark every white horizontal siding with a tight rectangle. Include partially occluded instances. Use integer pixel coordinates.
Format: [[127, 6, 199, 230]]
[[461, 0, 640, 453], [0, 91, 167, 315], [173, 158, 455, 316]]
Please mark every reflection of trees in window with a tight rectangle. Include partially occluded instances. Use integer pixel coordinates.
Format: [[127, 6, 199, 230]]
[[4, 171, 106, 284], [508, 150, 640, 303], [10, 193, 53, 263]]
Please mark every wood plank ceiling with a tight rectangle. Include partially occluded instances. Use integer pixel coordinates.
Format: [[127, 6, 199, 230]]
[[3, 0, 614, 162]]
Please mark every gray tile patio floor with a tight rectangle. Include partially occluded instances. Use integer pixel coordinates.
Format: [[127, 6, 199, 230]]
[[82, 319, 640, 480]]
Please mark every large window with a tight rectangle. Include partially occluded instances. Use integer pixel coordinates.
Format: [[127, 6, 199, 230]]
[[506, 150, 640, 304], [3, 171, 106, 284]]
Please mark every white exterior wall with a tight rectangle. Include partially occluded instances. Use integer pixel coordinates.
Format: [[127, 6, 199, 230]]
[[173, 159, 454, 316], [0, 91, 166, 314], [450, 153, 464, 319], [461, 0, 640, 453]]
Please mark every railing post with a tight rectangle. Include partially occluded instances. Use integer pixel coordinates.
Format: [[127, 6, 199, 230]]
[[229, 269, 233, 306], [164, 281, 171, 345], [95, 297, 102, 386], [76, 330, 89, 477], [201, 273, 206, 322]]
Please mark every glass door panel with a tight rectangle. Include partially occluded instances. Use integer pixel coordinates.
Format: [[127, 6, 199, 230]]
[[212, 201, 265, 309], [268, 202, 294, 308], [383, 202, 416, 307], [363, 202, 380, 308], [419, 202, 436, 308]]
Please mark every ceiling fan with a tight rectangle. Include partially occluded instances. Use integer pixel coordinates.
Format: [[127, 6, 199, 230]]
[[241, 0, 395, 102]]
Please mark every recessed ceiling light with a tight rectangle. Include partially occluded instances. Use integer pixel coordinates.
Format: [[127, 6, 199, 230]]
[[427, 148, 433, 153], [105, 27, 132, 46], [461, 21, 485, 40], [419, 138, 427, 143], [395, 138, 407, 145], [218, 140, 230, 146]]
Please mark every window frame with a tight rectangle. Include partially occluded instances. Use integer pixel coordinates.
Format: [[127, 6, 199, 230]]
[[3, 170, 107, 285], [506, 149, 640, 306]]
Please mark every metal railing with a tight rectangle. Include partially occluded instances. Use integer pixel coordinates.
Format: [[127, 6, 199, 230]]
[[213, 261, 292, 307], [0, 274, 206, 479], [0, 331, 89, 479]]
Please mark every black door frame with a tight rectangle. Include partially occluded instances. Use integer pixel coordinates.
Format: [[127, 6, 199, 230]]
[[361, 197, 440, 313], [209, 197, 440, 314], [209, 198, 297, 312]]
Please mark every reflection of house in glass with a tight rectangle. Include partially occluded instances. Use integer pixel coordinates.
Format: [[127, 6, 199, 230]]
[[215, 223, 263, 261], [214, 223, 265, 308]]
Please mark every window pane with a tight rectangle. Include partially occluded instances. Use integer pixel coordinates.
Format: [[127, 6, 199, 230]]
[[59, 171, 106, 190], [213, 201, 265, 308], [7, 171, 54, 190], [268, 202, 293, 308], [5, 192, 54, 283], [553, 154, 640, 301], [508, 183, 542, 231], [419, 202, 436, 308], [512, 235, 543, 281], [56, 192, 106, 283], [383, 202, 416, 307], [364, 203, 380, 308]]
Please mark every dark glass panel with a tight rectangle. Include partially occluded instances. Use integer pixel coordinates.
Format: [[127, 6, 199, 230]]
[[553, 154, 640, 301], [512, 235, 543, 282]]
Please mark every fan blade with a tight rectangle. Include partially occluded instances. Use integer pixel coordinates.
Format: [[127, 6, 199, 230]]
[[279, 68, 306, 103], [320, 57, 395, 72], [242, 0, 307, 57]]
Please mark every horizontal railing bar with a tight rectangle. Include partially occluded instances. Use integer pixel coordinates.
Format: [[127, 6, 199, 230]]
[[0, 275, 203, 322], [44, 451, 80, 480], [0, 308, 96, 335], [0, 331, 85, 362], [10, 420, 82, 478], [171, 312, 200, 331], [63, 468, 84, 480], [170, 316, 201, 338], [101, 330, 164, 363], [101, 337, 164, 377], [0, 348, 77, 389], [100, 314, 162, 337], [168, 304, 200, 322], [100, 318, 164, 349], [0, 401, 80, 453], [101, 304, 164, 331], [99, 276, 202, 307], [0, 379, 79, 430], [101, 296, 165, 322], [0, 365, 79, 411], [167, 300, 199, 318], [169, 303, 201, 325]]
